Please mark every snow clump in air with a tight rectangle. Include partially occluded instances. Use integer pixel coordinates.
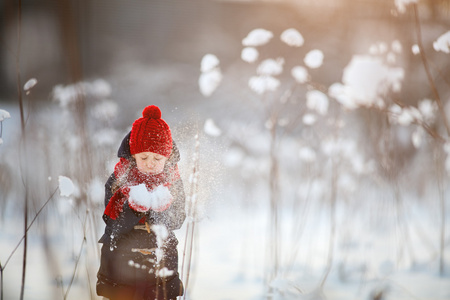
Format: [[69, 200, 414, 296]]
[[152, 224, 169, 246], [58, 175, 75, 197], [242, 28, 273, 46], [411, 44, 420, 55], [241, 47, 259, 63], [152, 224, 169, 263], [157, 267, 174, 278], [304, 49, 324, 69], [433, 30, 450, 53], [280, 28, 304, 47], [199, 54, 222, 97]]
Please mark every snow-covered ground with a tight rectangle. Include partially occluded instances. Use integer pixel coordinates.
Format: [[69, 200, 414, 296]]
[[1, 178, 449, 300]]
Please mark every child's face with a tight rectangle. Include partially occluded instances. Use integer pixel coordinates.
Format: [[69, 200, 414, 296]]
[[133, 151, 168, 175]]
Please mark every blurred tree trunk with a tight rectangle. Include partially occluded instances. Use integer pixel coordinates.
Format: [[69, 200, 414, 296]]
[[56, 0, 93, 202]]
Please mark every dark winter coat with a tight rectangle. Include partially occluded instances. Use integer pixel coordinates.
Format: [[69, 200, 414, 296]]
[[96, 132, 186, 300]]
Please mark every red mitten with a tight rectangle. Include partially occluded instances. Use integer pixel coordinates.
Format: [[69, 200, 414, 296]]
[[104, 186, 130, 220]]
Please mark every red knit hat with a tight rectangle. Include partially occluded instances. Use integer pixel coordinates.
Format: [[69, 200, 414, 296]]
[[129, 105, 173, 157]]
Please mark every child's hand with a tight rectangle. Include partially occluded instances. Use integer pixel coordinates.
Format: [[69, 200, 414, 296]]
[[128, 184, 173, 212]]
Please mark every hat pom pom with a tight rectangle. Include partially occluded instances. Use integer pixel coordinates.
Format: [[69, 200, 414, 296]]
[[142, 105, 161, 119]]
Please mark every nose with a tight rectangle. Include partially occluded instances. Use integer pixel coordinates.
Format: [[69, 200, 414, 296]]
[[147, 160, 155, 169]]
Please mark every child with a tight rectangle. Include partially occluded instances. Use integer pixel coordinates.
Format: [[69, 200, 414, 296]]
[[96, 105, 186, 300]]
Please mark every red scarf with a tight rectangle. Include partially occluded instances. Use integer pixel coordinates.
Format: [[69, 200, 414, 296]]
[[104, 158, 180, 220]]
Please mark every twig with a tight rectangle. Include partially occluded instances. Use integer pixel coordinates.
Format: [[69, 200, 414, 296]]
[[1, 188, 59, 270], [64, 210, 89, 299], [414, 3, 447, 275], [181, 132, 200, 300], [16, 0, 24, 135], [413, 4, 450, 137], [268, 111, 280, 286], [14, 1, 27, 299], [320, 159, 337, 288], [435, 143, 446, 276]]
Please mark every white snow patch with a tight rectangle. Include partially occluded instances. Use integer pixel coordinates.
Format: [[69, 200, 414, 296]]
[[200, 54, 220, 73], [257, 58, 284, 76], [412, 44, 420, 55], [90, 79, 112, 98], [52, 79, 112, 107], [291, 66, 309, 84], [248, 75, 280, 94], [128, 184, 172, 212], [241, 47, 259, 63], [23, 78, 38, 92], [433, 30, 450, 53], [299, 146, 317, 163], [58, 175, 75, 197], [88, 177, 104, 204], [395, 0, 418, 13], [306, 90, 329, 115], [280, 28, 304, 47], [388, 104, 421, 126], [304, 49, 324, 69], [418, 98, 437, 123], [302, 113, 317, 125], [223, 147, 245, 167], [91, 100, 118, 121], [0, 109, 11, 121], [330, 55, 404, 110], [204, 118, 222, 137], [199, 69, 222, 97], [199, 62, 223, 98], [391, 40, 403, 53], [242, 28, 273, 46]]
